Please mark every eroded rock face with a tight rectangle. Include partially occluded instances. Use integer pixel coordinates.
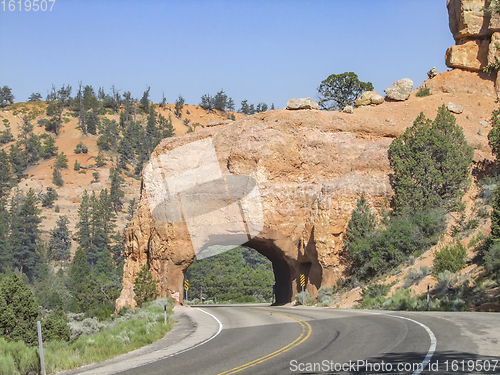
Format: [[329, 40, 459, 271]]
[[384, 79, 414, 101], [354, 91, 384, 107], [445, 39, 490, 70], [446, 0, 500, 71], [116, 110, 395, 309], [286, 98, 319, 110]]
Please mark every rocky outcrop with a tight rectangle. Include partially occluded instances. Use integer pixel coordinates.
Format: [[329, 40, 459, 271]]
[[116, 110, 397, 309], [427, 67, 438, 79], [207, 120, 233, 127], [286, 98, 319, 110], [354, 91, 384, 107], [445, 39, 490, 70], [446, 0, 500, 71], [116, 72, 496, 310], [343, 105, 354, 113], [448, 102, 464, 113], [447, 0, 500, 42], [384, 79, 413, 101]]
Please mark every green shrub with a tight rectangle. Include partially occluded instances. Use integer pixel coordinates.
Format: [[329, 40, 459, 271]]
[[42, 187, 58, 208], [0, 338, 39, 374], [295, 290, 310, 305], [434, 270, 460, 294], [74, 142, 88, 154], [306, 297, 316, 306], [382, 289, 428, 311], [432, 241, 467, 276], [403, 266, 430, 289], [362, 283, 391, 299], [484, 241, 500, 281], [233, 295, 257, 303], [349, 209, 445, 280], [42, 308, 71, 342], [317, 295, 333, 307], [52, 167, 63, 186], [416, 87, 432, 97]]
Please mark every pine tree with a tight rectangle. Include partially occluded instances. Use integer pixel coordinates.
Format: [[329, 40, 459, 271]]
[[42, 307, 70, 342], [49, 216, 72, 261], [97, 118, 119, 151], [75, 190, 92, 253], [12, 188, 42, 281], [174, 95, 184, 119], [343, 194, 377, 279], [344, 194, 377, 251], [55, 152, 69, 169], [46, 101, 63, 136], [145, 105, 159, 155], [158, 114, 175, 138], [127, 198, 136, 221], [41, 187, 58, 208], [9, 144, 27, 182], [227, 97, 235, 112], [239, 100, 250, 114], [133, 265, 159, 307], [140, 87, 150, 113], [69, 247, 91, 312], [25, 133, 41, 165], [0, 86, 14, 107], [200, 94, 214, 112], [0, 198, 12, 273], [491, 184, 500, 240], [0, 122, 14, 144], [0, 275, 39, 345], [488, 108, 500, 160], [109, 167, 124, 213], [0, 149, 12, 198], [52, 166, 63, 186], [40, 134, 58, 159], [214, 89, 228, 111]]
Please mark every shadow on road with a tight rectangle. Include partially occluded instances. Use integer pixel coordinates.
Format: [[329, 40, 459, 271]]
[[304, 350, 500, 375]]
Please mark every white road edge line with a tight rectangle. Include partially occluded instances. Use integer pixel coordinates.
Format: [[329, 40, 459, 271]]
[[305, 309, 437, 375], [151, 308, 224, 359], [387, 315, 437, 375], [109, 308, 223, 374]]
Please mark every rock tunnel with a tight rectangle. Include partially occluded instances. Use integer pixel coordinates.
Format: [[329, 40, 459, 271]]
[[115, 109, 393, 310]]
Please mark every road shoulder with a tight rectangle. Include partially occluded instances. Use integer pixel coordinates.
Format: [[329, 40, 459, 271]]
[[56, 306, 221, 375]]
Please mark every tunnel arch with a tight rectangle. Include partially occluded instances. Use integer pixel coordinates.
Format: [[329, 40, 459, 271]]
[[177, 226, 323, 306]]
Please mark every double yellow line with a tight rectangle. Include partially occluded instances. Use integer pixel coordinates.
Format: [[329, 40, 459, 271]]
[[217, 310, 312, 375]]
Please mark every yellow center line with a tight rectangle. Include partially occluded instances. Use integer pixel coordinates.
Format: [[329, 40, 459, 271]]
[[217, 308, 312, 375]]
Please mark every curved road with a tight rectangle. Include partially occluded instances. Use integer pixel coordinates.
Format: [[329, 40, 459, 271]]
[[111, 306, 499, 375]]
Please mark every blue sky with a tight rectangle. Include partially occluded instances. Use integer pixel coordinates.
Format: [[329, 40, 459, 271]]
[[0, 0, 454, 109]]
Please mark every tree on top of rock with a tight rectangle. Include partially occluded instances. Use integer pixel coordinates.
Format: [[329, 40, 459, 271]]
[[388, 105, 474, 213], [317, 72, 373, 110]]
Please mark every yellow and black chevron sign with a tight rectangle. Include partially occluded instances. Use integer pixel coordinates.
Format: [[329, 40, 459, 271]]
[[300, 274, 305, 287], [184, 279, 189, 291]]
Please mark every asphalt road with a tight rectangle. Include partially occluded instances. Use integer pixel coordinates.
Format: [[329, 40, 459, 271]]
[[113, 305, 499, 375]]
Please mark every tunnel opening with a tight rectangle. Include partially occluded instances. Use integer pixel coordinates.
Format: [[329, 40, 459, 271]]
[[244, 237, 292, 305], [183, 245, 278, 305]]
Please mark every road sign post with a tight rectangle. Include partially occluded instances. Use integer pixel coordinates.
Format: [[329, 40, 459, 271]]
[[184, 279, 189, 303], [164, 305, 167, 325], [37, 321, 46, 375], [300, 274, 305, 305], [426, 284, 430, 311]]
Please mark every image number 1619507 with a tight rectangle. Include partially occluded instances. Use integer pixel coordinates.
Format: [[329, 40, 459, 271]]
[[1, 0, 55, 12]]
